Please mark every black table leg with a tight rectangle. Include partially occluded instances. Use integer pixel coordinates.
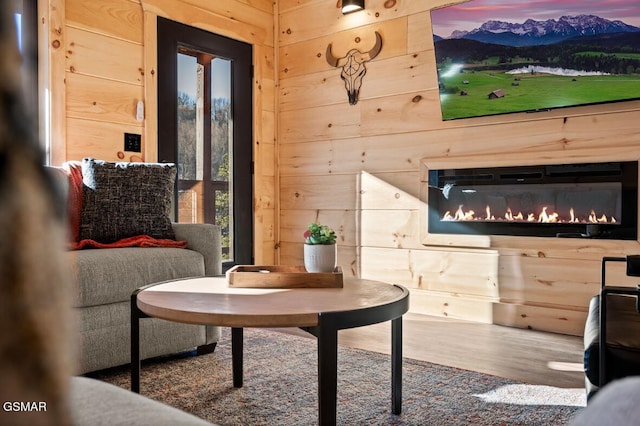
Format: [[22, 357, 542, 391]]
[[232, 327, 244, 387], [391, 317, 403, 414], [130, 292, 142, 393], [316, 320, 338, 426]]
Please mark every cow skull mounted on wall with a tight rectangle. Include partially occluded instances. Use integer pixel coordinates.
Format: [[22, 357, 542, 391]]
[[326, 31, 383, 105]]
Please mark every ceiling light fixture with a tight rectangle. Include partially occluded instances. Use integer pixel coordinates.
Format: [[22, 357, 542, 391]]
[[342, 0, 364, 14]]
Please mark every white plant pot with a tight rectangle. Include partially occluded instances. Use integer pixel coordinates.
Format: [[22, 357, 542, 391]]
[[304, 244, 336, 273]]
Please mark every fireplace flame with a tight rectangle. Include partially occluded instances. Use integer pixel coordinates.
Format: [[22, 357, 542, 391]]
[[443, 205, 617, 224], [485, 206, 494, 220], [453, 205, 474, 221], [587, 210, 612, 223], [538, 206, 559, 223], [504, 208, 525, 221]]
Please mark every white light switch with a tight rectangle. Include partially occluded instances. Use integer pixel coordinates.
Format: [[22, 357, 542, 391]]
[[136, 100, 144, 122]]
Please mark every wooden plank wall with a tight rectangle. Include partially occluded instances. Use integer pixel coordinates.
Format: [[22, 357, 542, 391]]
[[277, 0, 640, 335], [43, 0, 640, 335], [44, 0, 276, 264]]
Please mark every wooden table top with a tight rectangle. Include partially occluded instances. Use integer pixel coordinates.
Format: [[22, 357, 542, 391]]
[[136, 276, 408, 328]]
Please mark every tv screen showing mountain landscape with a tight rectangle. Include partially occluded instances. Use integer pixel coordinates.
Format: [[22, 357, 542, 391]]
[[431, 0, 640, 120]]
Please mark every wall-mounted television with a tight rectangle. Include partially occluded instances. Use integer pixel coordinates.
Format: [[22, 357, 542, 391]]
[[431, 0, 640, 120]]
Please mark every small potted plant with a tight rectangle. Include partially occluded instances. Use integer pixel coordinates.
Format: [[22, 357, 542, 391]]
[[303, 223, 337, 273]]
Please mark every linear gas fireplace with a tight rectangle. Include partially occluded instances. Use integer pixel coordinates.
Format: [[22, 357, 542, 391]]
[[427, 161, 638, 240]]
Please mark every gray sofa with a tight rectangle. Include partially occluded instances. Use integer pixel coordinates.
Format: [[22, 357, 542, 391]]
[[70, 223, 222, 374], [47, 166, 222, 375], [69, 376, 215, 425]]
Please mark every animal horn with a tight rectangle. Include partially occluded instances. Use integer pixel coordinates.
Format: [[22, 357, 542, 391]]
[[325, 43, 340, 67], [364, 31, 383, 61]]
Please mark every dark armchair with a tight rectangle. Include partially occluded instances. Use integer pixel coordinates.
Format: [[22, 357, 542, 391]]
[[584, 256, 640, 400]]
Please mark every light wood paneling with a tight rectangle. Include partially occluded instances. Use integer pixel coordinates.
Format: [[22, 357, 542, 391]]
[[142, 10, 157, 162], [66, 0, 143, 43], [280, 103, 361, 144], [409, 290, 497, 324], [48, 0, 640, 336], [45, 0, 66, 165], [177, 0, 273, 22], [359, 171, 422, 208], [498, 255, 600, 306], [493, 303, 588, 336], [278, 0, 449, 46], [280, 50, 436, 111], [277, 0, 640, 336], [50, 0, 277, 265], [236, 0, 273, 14], [280, 108, 640, 173], [279, 133, 435, 173], [65, 27, 144, 84], [407, 11, 433, 53], [279, 69, 349, 112], [360, 90, 441, 135], [279, 1, 396, 47], [279, 18, 408, 80], [65, 73, 143, 124], [141, 0, 272, 46], [279, 209, 357, 246], [360, 210, 423, 249], [360, 246, 500, 297], [280, 174, 359, 210], [66, 117, 143, 162]]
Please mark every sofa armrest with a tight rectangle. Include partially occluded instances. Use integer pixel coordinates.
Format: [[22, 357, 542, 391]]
[[69, 376, 215, 425], [172, 223, 222, 276]]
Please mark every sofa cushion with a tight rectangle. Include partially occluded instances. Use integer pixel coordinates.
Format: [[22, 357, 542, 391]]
[[584, 293, 640, 398], [73, 302, 209, 374], [70, 247, 205, 307], [69, 376, 215, 425], [79, 159, 177, 244]]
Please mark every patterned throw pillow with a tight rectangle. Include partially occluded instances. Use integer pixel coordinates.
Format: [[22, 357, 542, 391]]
[[79, 158, 177, 243]]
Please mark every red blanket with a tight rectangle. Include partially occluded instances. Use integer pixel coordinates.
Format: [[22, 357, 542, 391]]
[[62, 161, 83, 244], [62, 161, 187, 250], [73, 235, 187, 250]]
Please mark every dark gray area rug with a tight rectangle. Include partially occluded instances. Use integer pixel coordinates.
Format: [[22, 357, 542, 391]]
[[88, 328, 586, 425]]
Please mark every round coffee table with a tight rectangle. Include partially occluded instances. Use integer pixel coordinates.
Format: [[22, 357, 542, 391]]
[[131, 276, 409, 426]]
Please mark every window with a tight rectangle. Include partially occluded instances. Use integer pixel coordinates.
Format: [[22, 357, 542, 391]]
[[157, 18, 254, 270], [13, 0, 38, 125]]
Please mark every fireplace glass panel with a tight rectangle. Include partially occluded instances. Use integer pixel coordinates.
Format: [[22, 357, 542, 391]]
[[428, 162, 637, 240]]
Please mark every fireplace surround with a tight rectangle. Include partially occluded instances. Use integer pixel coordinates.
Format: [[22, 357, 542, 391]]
[[426, 161, 638, 240]]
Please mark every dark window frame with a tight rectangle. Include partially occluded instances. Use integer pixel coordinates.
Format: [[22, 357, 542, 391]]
[[156, 17, 254, 269], [14, 0, 39, 127]]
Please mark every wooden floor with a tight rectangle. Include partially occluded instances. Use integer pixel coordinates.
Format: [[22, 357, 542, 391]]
[[275, 312, 585, 389]]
